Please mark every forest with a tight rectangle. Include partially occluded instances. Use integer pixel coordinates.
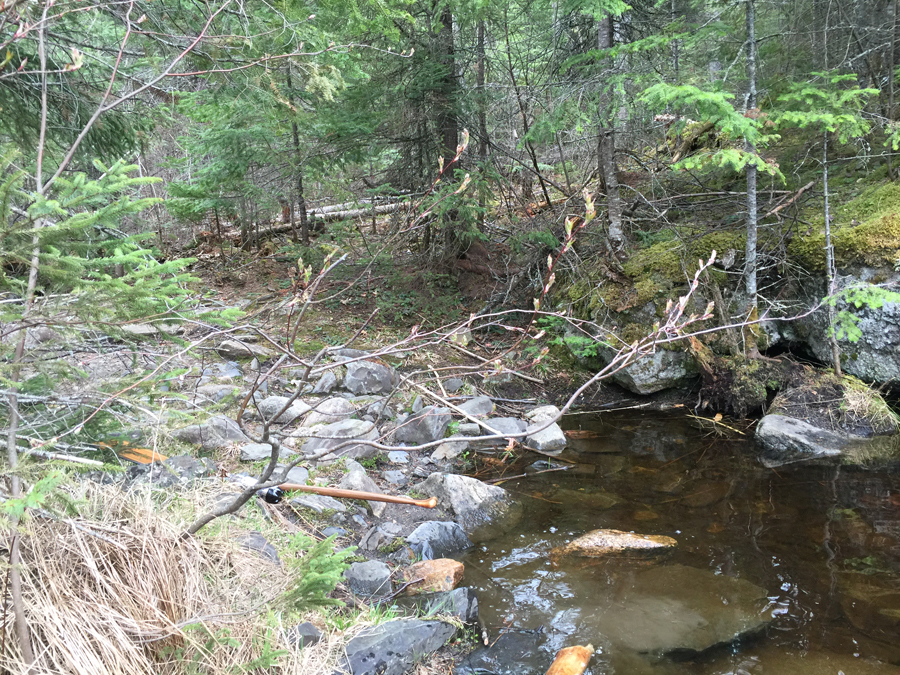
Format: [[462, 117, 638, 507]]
[[2, 0, 900, 674]]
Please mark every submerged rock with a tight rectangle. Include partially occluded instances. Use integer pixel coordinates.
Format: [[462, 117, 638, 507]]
[[550, 529, 676, 564], [455, 630, 547, 675], [755, 414, 850, 467], [342, 618, 456, 675], [593, 564, 771, 657]]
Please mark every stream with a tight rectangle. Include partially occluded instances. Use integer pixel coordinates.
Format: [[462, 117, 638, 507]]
[[457, 411, 900, 675]]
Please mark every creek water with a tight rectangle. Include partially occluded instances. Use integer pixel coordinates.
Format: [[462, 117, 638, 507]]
[[457, 411, 900, 675]]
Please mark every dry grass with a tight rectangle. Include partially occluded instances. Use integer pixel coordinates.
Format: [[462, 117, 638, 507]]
[[0, 482, 379, 675]]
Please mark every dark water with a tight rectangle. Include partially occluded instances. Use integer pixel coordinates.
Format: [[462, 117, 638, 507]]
[[459, 411, 900, 675]]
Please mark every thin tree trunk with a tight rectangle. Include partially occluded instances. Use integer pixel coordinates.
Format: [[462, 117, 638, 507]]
[[439, 6, 458, 162], [477, 19, 488, 162], [823, 133, 842, 376], [744, 0, 759, 315], [597, 15, 624, 248], [286, 65, 309, 245], [555, 132, 572, 194], [889, 0, 898, 180]]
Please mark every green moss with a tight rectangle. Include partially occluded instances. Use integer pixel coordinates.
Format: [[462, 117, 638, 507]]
[[623, 231, 745, 292], [789, 182, 900, 270]]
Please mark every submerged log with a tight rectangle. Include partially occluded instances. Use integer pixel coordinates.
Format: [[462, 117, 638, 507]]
[[545, 644, 593, 675]]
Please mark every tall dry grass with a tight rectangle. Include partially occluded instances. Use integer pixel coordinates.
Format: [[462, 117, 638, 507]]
[[0, 483, 361, 675]]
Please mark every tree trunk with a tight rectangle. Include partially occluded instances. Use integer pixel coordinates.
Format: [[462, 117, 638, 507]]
[[477, 19, 488, 162], [744, 0, 759, 315], [438, 6, 458, 162], [889, 0, 898, 180], [823, 133, 842, 376], [597, 15, 624, 249], [286, 65, 309, 245]]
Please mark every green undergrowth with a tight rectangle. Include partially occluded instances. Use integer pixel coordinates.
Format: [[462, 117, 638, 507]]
[[788, 181, 900, 270]]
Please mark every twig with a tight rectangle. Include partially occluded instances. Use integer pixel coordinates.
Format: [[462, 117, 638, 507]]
[[22, 449, 104, 466], [446, 342, 542, 384], [487, 466, 571, 484]]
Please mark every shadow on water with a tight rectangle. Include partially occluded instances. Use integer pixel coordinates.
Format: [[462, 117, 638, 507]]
[[458, 411, 900, 675]]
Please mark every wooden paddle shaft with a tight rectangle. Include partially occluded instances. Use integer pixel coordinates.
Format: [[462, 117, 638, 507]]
[[279, 483, 438, 509]]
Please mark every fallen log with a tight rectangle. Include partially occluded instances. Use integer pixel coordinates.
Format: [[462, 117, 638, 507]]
[[263, 202, 404, 237]]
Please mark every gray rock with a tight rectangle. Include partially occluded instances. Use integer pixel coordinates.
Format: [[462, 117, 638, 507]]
[[382, 470, 408, 486], [343, 359, 398, 395], [235, 532, 280, 564], [312, 370, 339, 394], [173, 415, 250, 450], [473, 418, 527, 446], [163, 455, 216, 481], [394, 406, 452, 445], [345, 560, 392, 597], [273, 464, 309, 484], [285, 622, 321, 649], [525, 421, 567, 453], [444, 378, 464, 393], [322, 527, 347, 538], [755, 414, 850, 467], [387, 450, 409, 464], [601, 344, 696, 395], [255, 396, 311, 424], [366, 399, 394, 420], [306, 397, 357, 426], [593, 564, 772, 656], [198, 361, 243, 385], [413, 587, 479, 624], [240, 443, 274, 461], [335, 348, 370, 359], [217, 339, 273, 360], [352, 514, 368, 528], [340, 469, 387, 518], [359, 522, 403, 551], [343, 619, 456, 675], [193, 384, 240, 403], [455, 630, 545, 675], [126, 463, 180, 488], [291, 494, 347, 513], [406, 521, 473, 560], [523, 405, 561, 424], [432, 438, 469, 461], [411, 395, 424, 413], [457, 423, 481, 436], [456, 396, 495, 417], [301, 419, 380, 463], [420, 473, 521, 539]]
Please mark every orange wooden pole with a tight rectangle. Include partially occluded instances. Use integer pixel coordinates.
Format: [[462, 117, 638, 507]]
[[279, 483, 438, 509]]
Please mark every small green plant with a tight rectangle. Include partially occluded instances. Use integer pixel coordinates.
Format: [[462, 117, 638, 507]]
[[280, 534, 356, 614], [377, 538, 405, 554]]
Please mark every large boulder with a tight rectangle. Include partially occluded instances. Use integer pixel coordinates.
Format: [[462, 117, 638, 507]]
[[394, 406, 452, 445], [600, 344, 696, 395], [342, 619, 456, 675], [420, 473, 521, 539], [173, 415, 250, 450], [781, 271, 900, 384], [342, 359, 398, 395], [299, 419, 379, 462]]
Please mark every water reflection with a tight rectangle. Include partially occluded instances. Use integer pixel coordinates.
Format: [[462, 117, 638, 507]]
[[458, 412, 900, 674]]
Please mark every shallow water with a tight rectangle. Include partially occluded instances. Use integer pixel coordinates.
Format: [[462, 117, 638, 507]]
[[458, 411, 900, 674]]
